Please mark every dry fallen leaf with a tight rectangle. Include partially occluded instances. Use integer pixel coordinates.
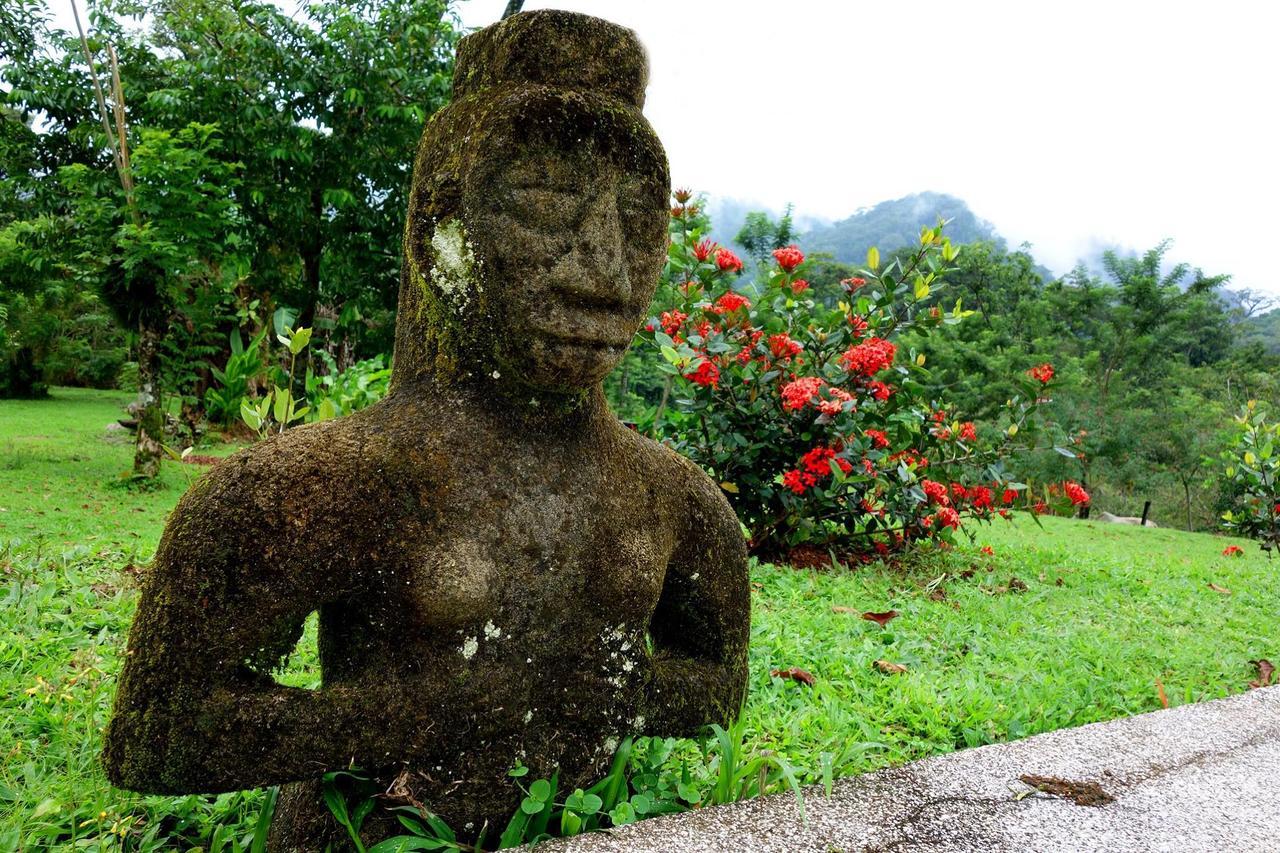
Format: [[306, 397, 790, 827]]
[[1155, 678, 1169, 709], [873, 659, 908, 674], [1007, 576, 1029, 593], [1249, 659, 1275, 689], [862, 609, 900, 627], [1018, 774, 1114, 807], [771, 667, 816, 686], [1207, 583, 1232, 595], [831, 605, 858, 614]]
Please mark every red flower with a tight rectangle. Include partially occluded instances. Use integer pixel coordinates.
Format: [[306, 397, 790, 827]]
[[644, 322, 655, 332], [800, 446, 838, 477], [981, 545, 994, 556], [1032, 500, 1048, 515], [848, 315, 868, 337], [922, 479, 950, 506], [937, 507, 961, 529], [773, 244, 805, 272], [1064, 481, 1090, 506], [715, 247, 743, 273], [1222, 545, 1244, 556], [950, 482, 968, 499], [660, 310, 687, 336], [790, 278, 810, 295], [841, 277, 867, 292], [959, 421, 977, 442], [780, 376, 825, 411], [684, 359, 719, 388], [1001, 487, 1018, 505], [1028, 362, 1055, 384], [769, 333, 803, 360], [817, 387, 853, 416], [840, 337, 897, 376], [969, 485, 993, 510], [868, 381, 892, 401], [713, 291, 751, 314], [693, 238, 718, 262], [673, 187, 693, 203], [865, 429, 889, 449]]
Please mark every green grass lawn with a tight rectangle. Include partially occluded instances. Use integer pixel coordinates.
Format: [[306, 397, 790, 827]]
[[2, 389, 1276, 850]]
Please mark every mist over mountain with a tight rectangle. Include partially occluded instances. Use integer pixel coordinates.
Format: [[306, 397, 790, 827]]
[[799, 192, 1003, 265]]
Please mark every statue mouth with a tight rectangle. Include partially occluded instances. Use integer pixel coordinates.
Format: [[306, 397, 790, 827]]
[[533, 328, 633, 350]]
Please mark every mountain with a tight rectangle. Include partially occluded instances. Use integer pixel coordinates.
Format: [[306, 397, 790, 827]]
[[798, 192, 1003, 265]]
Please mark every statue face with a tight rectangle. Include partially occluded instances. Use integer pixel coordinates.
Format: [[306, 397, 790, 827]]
[[467, 137, 668, 390]]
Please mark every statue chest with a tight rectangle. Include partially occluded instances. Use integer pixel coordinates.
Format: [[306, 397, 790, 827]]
[[395, 479, 674, 640]]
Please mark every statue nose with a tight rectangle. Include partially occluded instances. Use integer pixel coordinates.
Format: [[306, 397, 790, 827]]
[[574, 192, 630, 301]]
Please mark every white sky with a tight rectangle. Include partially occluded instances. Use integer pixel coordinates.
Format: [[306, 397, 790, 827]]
[[45, 1, 1280, 291], [459, 1, 1280, 291]]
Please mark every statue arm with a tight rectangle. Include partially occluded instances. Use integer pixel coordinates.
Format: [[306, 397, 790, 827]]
[[102, 484, 422, 794], [641, 479, 750, 737]]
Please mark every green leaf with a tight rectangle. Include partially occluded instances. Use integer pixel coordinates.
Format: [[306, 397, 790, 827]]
[[913, 277, 930, 300], [866, 246, 880, 271]]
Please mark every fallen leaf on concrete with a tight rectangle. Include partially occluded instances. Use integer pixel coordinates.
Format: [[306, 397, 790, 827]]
[[1207, 583, 1232, 595], [873, 660, 908, 674], [861, 610, 899, 627], [1155, 678, 1169, 709], [1249, 659, 1275, 689], [1017, 774, 1114, 807], [770, 667, 816, 686]]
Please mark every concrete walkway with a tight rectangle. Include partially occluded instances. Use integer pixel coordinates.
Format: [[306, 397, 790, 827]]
[[543, 685, 1280, 852]]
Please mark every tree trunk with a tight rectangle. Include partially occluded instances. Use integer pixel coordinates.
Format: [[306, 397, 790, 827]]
[[133, 320, 164, 479], [1184, 481, 1193, 532]]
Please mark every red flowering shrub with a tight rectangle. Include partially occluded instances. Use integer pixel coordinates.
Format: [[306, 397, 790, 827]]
[[1219, 401, 1280, 554], [644, 191, 1070, 559]]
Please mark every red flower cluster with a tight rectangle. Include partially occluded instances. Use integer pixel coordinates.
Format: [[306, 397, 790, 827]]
[[715, 247, 744, 273], [840, 337, 896, 376], [1222, 545, 1244, 556], [693, 238, 717, 262], [783, 446, 852, 494], [841, 277, 867, 291], [865, 429, 889, 449], [781, 376, 825, 411], [1028, 362, 1055, 384], [660, 310, 687, 336], [848, 315, 868, 337], [712, 291, 751, 314], [922, 479, 950, 505], [817, 387, 853, 416], [1064, 481, 1090, 506], [684, 359, 719, 388], [869, 381, 892, 401], [768, 333, 803, 360], [773, 244, 805, 272], [958, 422, 978, 442]]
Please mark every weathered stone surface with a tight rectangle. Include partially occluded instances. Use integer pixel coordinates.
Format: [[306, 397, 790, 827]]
[[542, 685, 1280, 852], [102, 11, 749, 850]]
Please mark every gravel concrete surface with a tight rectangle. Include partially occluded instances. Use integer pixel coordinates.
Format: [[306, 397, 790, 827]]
[[538, 685, 1280, 852]]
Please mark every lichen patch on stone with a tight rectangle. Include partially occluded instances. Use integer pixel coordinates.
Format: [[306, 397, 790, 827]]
[[429, 219, 481, 313]]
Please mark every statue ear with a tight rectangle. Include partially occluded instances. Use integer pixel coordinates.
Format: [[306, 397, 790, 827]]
[[405, 170, 464, 281]]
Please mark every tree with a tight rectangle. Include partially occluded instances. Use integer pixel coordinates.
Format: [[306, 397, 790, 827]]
[[734, 206, 796, 267]]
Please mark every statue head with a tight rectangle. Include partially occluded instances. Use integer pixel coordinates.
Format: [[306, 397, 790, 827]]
[[392, 10, 670, 395]]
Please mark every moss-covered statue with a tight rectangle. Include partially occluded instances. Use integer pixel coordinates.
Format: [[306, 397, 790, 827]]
[[103, 10, 750, 849]]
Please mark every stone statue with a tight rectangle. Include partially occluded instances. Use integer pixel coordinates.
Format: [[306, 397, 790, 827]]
[[103, 10, 750, 849]]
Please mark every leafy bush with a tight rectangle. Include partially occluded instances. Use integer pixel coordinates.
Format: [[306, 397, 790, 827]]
[[206, 329, 268, 427], [643, 191, 1074, 559], [1220, 400, 1280, 553]]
